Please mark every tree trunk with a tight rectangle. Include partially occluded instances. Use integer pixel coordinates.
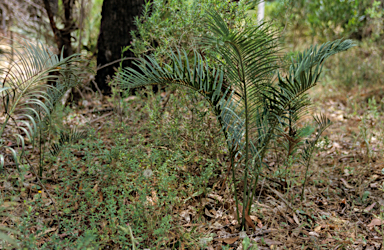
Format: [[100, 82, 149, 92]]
[[95, 0, 145, 95], [43, 0, 75, 58]]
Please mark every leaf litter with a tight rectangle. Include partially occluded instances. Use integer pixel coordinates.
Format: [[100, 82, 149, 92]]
[[1, 85, 384, 249]]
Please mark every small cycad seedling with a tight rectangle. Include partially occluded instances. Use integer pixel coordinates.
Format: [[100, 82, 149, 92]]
[[116, 11, 356, 229], [0, 39, 86, 171], [49, 129, 88, 157]]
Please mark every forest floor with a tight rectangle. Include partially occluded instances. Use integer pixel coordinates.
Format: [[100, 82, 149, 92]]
[[3, 82, 384, 250], [1, 37, 384, 249]]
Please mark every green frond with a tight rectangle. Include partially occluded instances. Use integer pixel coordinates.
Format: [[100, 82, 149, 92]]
[[301, 114, 331, 163], [118, 49, 229, 112], [261, 39, 355, 146], [202, 11, 281, 131], [50, 128, 88, 156], [0, 39, 87, 168], [116, 9, 356, 229]]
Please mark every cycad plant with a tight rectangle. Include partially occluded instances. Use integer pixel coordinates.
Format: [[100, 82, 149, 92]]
[[0, 40, 86, 170], [116, 12, 355, 229]]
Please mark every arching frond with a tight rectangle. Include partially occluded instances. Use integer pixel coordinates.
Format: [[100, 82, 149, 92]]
[[118, 49, 228, 109], [116, 11, 356, 229], [263, 39, 356, 140], [0, 39, 87, 168]]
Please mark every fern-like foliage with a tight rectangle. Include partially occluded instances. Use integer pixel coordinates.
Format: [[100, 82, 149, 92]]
[[116, 11, 356, 228], [50, 129, 87, 156], [0, 40, 86, 168], [262, 39, 356, 157], [300, 114, 332, 200], [117, 49, 237, 139]]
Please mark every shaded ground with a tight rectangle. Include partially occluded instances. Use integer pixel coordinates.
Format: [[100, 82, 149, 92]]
[[2, 81, 384, 249]]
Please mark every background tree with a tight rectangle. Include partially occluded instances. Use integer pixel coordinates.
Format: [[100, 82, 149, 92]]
[[95, 0, 146, 95], [42, 0, 77, 58]]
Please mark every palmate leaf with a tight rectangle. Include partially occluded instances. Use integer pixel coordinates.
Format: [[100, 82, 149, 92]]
[[0, 39, 86, 168]]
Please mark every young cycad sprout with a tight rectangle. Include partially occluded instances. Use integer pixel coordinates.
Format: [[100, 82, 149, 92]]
[[0, 39, 87, 171], [116, 11, 356, 229]]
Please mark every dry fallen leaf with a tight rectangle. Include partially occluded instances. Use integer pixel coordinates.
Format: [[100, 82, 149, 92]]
[[207, 193, 223, 202], [309, 231, 320, 237], [364, 202, 376, 212], [205, 208, 215, 218], [368, 218, 383, 230], [223, 236, 239, 244], [340, 178, 354, 189], [236, 204, 256, 230], [250, 215, 263, 228], [314, 225, 322, 232], [263, 238, 282, 246], [293, 213, 300, 225], [151, 189, 158, 204], [98, 191, 103, 202], [180, 210, 191, 223]]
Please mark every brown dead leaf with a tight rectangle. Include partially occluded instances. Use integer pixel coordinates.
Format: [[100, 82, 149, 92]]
[[74, 201, 79, 210], [321, 238, 336, 244], [205, 208, 215, 218], [284, 215, 295, 225], [151, 190, 158, 204], [291, 227, 301, 237], [2, 202, 17, 210], [124, 96, 138, 102], [263, 238, 282, 246], [98, 191, 103, 202], [37, 227, 57, 237], [368, 218, 383, 229], [180, 210, 191, 223], [364, 202, 376, 212], [314, 225, 322, 232], [370, 174, 380, 182], [370, 182, 380, 188], [309, 231, 320, 237], [207, 193, 223, 202], [146, 196, 155, 206], [340, 178, 354, 189], [293, 213, 300, 225], [250, 215, 263, 228], [93, 183, 98, 192], [236, 204, 256, 230], [223, 236, 239, 244]]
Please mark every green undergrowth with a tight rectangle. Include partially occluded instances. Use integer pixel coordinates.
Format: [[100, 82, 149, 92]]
[[6, 87, 228, 249], [322, 41, 384, 90]]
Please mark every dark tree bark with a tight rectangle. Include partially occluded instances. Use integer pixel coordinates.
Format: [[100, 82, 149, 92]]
[[95, 0, 145, 95], [43, 0, 76, 58]]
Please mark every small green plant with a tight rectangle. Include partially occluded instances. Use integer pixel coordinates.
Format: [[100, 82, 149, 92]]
[[117, 11, 355, 229], [0, 39, 87, 170], [242, 236, 259, 250]]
